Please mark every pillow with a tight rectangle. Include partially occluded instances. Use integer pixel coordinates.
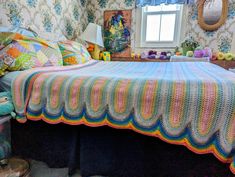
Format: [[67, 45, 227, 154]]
[[0, 26, 37, 38], [0, 32, 63, 76], [58, 40, 91, 65], [33, 29, 67, 42], [0, 32, 24, 50]]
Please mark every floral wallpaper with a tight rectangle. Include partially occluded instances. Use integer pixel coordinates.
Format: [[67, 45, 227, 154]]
[[86, 0, 136, 50], [185, 0, 235, 53], [0, 0, 235, 53], [86, 0, 235, 53], [0, 0, 88, 39]]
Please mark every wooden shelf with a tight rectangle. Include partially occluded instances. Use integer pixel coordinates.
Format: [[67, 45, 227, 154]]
[[211, 60, 235, 70]]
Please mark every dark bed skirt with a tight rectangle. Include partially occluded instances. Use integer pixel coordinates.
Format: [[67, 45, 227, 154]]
[[11, 120, 233, 177]]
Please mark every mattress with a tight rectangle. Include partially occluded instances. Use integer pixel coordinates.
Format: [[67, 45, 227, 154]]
[[0, 71, 21, 92]]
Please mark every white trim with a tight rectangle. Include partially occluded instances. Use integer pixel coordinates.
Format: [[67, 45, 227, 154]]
[[136, 5, 184, 49]]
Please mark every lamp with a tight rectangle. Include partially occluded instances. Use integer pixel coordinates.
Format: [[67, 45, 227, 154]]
[[80, 23, 104, 60]]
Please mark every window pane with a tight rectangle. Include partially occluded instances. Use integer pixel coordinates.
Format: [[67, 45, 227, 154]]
[[160, 14, 176, 41], [146, 15, 160, 41]]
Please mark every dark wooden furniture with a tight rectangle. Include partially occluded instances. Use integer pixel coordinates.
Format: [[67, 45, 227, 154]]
[[211, 60, 235, 70], [111, 58, 235, 70]]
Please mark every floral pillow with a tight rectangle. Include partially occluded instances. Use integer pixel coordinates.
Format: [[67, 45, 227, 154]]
[[58, 40, 91, 65], [0, 32, 63, 76]]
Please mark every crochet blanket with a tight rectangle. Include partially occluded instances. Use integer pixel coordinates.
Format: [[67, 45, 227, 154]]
[[11, 60, 235, 174]]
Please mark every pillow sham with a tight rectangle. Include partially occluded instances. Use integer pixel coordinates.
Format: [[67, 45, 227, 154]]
[[58, 40, 91, 65], [0, 26, 37, 38], [31, 28, 67, 42], [0, 32, 63, 76]]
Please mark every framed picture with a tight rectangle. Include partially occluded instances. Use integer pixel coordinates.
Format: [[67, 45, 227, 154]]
[[104, 10, 132, 58]]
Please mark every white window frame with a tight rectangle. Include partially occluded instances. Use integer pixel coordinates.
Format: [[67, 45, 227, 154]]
[[138, 5, 184, 49]]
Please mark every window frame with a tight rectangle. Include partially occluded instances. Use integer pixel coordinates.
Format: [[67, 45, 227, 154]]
[[139, 5, 184, 48]]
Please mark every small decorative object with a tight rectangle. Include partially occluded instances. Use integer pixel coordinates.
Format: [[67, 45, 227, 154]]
[[0, 92, 15, 167], [103, 51, 111, 61], [148, 50, 157, 59], [161, 52, 167, 56], [203, 47, 213, 59], [181, 37, 200, 56], [131, 52, 135, 59], [87, 44, 95, 52], [175, 52, 182, 56], [160, 55, 167, 60], [194, 50, 204, 58], [135, 53, 141, 59], [0, 92, 15, 118], [166, 52, 172, 59], [211, 53, 217, 61], [186, 51, 194, 57], [104, 10, 132, 58], [233, 54, 235, 60], [225, 53, 234, 61], [80, 23, 104, 60], [99, 51, 104, 60], [160, 52, 168, 60], [141, 51, 148, 59], [217, 52, 225, 60]]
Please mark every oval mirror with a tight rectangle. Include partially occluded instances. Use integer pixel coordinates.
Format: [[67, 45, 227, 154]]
[[198, 0, 228, 31], [203, 1, 222, 25]]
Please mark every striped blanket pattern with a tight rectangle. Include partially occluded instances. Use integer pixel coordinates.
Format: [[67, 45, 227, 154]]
[[12, 60, 235, 174]]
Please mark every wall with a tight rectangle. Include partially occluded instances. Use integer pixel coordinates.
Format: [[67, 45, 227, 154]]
[[0, 0, 88, 39], [86, 0, 136, 50], [86, 0, 235, 53], [185, 0, 235, 53], [0, 0, 234, 52]]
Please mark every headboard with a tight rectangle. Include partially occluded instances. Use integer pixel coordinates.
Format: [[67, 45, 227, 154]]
[[0, 0, 87, 39]]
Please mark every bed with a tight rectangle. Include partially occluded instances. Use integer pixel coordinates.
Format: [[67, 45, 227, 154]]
[[2, 59, 234, 175]]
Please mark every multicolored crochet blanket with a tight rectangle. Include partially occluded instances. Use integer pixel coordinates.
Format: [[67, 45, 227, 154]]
[[11, 60, 235, 174]]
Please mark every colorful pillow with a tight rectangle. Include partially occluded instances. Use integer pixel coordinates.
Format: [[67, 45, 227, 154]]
[[0, 32, 63, 76], [58, 40, 91, 65]]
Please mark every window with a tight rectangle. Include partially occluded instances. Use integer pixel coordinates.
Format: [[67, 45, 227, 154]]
[[139, 4, 183, 48]]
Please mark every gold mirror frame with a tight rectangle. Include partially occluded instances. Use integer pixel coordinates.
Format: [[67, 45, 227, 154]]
[[198, 0, 228, 31]]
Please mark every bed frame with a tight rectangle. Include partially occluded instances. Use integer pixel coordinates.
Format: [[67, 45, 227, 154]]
[[11, 120, 233, 177]]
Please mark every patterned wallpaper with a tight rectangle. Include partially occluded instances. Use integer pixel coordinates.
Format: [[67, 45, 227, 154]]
[[185, 0, 235, 53], [0, 0, 88, 39], [86, 0, 136, 50], [0, 0, 235, 52], [86, 0, 235, 53]]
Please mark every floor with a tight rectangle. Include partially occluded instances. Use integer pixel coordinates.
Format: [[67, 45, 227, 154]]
[[23, 160, 235, 177], [29, 160, 81, 177]]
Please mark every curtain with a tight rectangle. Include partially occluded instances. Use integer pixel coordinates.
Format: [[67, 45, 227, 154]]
[[136, 0, 195, 7]]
